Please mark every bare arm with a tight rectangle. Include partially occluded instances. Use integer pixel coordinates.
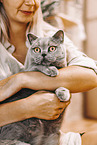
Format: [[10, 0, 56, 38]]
[[0, 66, 96, 127], [0, 91, 70, 127], [0, 66, 97, 101], [22, 66, 97, 92], [0, 73, 70, 127]]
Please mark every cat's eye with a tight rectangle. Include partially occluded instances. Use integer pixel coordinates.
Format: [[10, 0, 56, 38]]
[[48, 46, 56, 52], [34, 47, 41, 53]]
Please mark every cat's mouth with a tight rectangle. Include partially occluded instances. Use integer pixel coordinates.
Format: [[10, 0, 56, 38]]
[[41, 58, 51, 65]]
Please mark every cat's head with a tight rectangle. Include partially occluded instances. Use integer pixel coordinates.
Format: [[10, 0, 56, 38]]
[[27, 30, 65, 65]]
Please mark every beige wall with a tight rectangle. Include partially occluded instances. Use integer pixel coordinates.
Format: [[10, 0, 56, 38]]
[[84, 0, 97, 119], [63, 93, 84, 122]]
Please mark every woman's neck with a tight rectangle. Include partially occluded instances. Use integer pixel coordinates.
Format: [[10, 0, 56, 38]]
[[9, 22, 29, 64], [9, 22, 27, 47]]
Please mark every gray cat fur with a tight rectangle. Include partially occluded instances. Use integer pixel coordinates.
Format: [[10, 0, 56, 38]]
[[0, 30, 70, 145]]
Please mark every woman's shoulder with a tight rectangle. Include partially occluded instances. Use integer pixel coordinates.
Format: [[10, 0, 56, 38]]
[[42, 21, 59, 37]]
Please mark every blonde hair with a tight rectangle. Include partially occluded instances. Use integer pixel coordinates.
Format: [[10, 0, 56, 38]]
[[0, 2, 10, 41], [29, 6, 44, 37]]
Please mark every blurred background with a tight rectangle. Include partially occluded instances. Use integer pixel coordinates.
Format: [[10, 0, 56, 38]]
[[41, 0, 97, 125]]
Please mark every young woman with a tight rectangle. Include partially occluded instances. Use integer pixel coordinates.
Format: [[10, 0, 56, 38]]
[[0, 0, 97, 144]]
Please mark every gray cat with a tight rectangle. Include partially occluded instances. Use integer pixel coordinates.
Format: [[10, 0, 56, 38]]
[[0, 30, 70, 145]]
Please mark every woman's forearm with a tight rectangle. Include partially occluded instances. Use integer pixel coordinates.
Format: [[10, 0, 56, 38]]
[[0, 66, 97, 101], [0, 73, 23, 101], [0, 98, 27, 127], [0, 66, 95, 127], [23, 66, 97, 93], [56, 66, 97, 92]]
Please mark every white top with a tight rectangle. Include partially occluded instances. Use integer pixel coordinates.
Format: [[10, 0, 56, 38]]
[[59, 131, 82, 145], [0, 23, 97, 80]]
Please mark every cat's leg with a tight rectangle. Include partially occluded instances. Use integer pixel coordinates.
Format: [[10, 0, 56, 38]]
[[40, 66, 59, 76], [46, 66, 59, 76], [0, 140, 30, 145], [55, 87, 70, 101], [38, 65, 59, 76], [28, 65, 59, 77]]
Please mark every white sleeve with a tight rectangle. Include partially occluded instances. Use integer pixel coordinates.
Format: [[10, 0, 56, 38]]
[[0, 43, 24, 80], [65, 35, 97, 74]]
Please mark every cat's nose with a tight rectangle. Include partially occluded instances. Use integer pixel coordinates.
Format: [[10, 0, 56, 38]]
[[42, 54, 47, 57]]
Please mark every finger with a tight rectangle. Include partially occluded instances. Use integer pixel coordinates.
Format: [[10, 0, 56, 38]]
[[55, 108, 64, 115], [59, 107, 64, 110], [57, 100, 70, 109], [53, 109, 64, 119], [56, 107, 64, 112], [53, 114, 60, 119], [65, 101, 70, 106]]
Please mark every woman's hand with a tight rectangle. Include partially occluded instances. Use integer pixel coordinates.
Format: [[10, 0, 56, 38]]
[[25, 91, 70, 120], [0, 90, 70, 127]]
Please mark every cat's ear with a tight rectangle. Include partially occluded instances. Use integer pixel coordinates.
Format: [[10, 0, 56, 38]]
[[27, 33, 38, 44], [52, 30, 64, 43]]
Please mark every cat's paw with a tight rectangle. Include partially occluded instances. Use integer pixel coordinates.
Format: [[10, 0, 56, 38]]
[[46, 66, 59, 77], [55, 87, 70, 101]]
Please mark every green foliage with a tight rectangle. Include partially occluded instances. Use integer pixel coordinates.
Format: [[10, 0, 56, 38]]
[[41, 0, 59, 21]]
